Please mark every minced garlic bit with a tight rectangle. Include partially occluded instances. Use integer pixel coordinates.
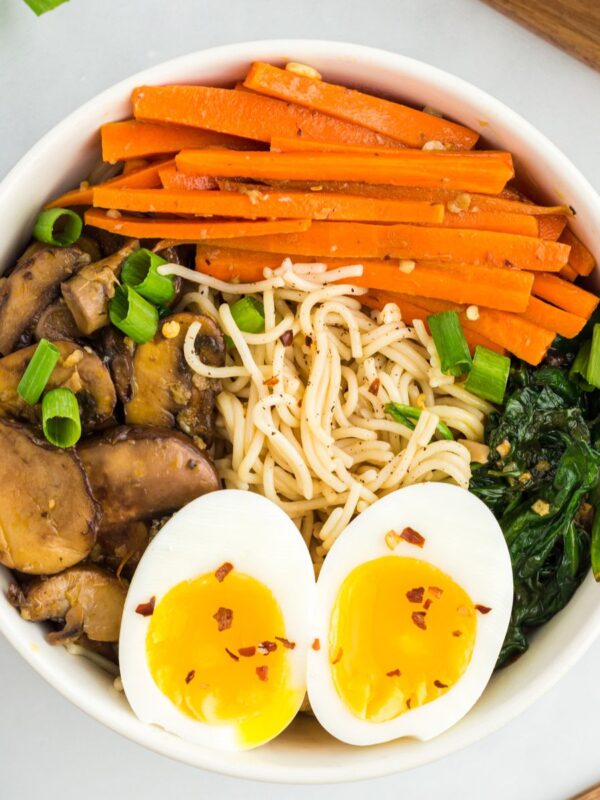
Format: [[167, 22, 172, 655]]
[[79, 180, 91, 191], [447, 193, 472, 214], [285, 62, 322, 80], [63, 349, 84, 368], [385, 530, 401, 550], [518, 471, 532, 484], [106, 208, 122, 220], [466, 305, 480, 321], [532, 499, 551, 517], [422, 140, 445, 151], [422, 105, 444, 118], [161, 320, 180, 339], [48, 498, 56, 510], [496, 439, 511, 458], [399, 259, 416, 274]]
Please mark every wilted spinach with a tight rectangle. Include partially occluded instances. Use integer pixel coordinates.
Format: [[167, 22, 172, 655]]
[[470, 356, 600, 666]]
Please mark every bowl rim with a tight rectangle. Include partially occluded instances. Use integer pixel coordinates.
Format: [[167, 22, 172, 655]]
[[2, 38, 600, 785]]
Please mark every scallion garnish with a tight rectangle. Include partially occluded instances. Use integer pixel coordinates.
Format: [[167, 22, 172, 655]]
[[464, 346, 511, 404], [121, 249, 175, 306], [427, 311, 472, 376], [22, 0, 69, 15], [586, 324, 600, 389], [16, 338, 60, 405], [33, 208, 82, 247], [385, 402, 454, 440], [569, 340, 594, 390], [42, 388, 81, 448], [109, 285, 158, 344], [230, 296, 265, 334]]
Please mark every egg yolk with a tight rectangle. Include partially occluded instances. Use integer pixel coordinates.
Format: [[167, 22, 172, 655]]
[[146, 570, 300, 748], [329, 556, 477, 723]]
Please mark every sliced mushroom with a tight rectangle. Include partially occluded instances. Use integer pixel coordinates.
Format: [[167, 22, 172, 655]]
[[0, 420, 99, 574], [0, 246, 90, 355], [8, 565, 126, 643], [95, 520, 150, 578], [125, 312, 225, 442], [78, 426, 220, 532], [0, 340, 116, 430], [34, 301, 81, 342], [99, 327, 135, 404], [61, 241, 139, 335]]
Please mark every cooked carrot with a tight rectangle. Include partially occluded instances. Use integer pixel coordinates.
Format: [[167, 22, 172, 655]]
[[101, 120, 257, 163], [561, 228, 596, 276], [132, 86, 404, 149], [440, 211, 538, 236], [122, 158, 149, 175], [176, 149, 514, 194], [207, 221, 569, 271], [45, 159, 171, 209], [244, 62, 478, 150], [196, 246, 285, 282], [270, 136, 406, 155], [532, 272, 599, 318], [159, 164, 217, 191], [537, 215, 567, 241], [84, 209, 312, 240], [521, 296, 586, 339], [560, 264, 578, 282], [92, 186, 445, 224]]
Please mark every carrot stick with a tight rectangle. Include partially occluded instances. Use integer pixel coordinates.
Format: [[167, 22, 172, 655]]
[[440, 210, 538, 236], [45, 159, 172, 209], [92, 186, 445, 224], [270, 136, 405, 155], [122, 158, 149, 175], [206, 221, 569, 270], [243, 62, 478, 150], [159, 164, 217, 191], [84, 209, 312, 241], [537, 215, 567, 241], [101, 120, 257, 163], [560, 264, 578, 282], [561, 228, 596, 276], [532, 272, 599, 318], [196, 246, 285, 282], [176, 149, 514, 194], [132, 85, 404, 149], [521, 296, 586, 339]]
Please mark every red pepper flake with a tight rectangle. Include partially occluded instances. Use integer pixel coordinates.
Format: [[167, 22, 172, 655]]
[[406, 587, 425, 603], [331, 648, 343, 665], [225, 648, 239, 661], [135, 596, 156, 617], [452, 630, 462, 638], [476, 604, 492, 615], [238, 646, 257, 657], [434, 679, 448, 689], [386, 668, 401, 677], [428, 586, 443, 598], [213, 607, 233, 631], [280, 330, 293, 347], [423, 598, 432, 611], [257, 640, 277, 655], [275, 636, 296, 650], [214, 562, 233, 582], [411, 611, 427, 630], [256, 665, 269, 682], [185, 670, 196, 684], [263, 376, 279, 387], [400, 527, 426, 548], [311, 638, 321, 651], [368, 378, 380, 396]]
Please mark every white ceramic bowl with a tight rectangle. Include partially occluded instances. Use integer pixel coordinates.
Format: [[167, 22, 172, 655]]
[[1, 40, 600, 785]]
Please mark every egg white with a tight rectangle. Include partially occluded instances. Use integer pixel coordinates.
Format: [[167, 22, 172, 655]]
[[119, 489, 315, 751], [307, 483, 514, 746]]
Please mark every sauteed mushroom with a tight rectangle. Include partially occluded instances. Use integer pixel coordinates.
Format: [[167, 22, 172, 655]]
[[0, 419, 99, 574], [34, 301, 81, 342], [78, 426, 220, 532], [8, 565, 126, 643], [99, 327, 135, 405]]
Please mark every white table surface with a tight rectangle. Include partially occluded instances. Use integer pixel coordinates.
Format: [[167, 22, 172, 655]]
[[1, 1, 600, 798]]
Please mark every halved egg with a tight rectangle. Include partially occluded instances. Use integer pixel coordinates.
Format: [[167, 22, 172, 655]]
[[119, 490, 315, 751], [307, 483, 513, 745]]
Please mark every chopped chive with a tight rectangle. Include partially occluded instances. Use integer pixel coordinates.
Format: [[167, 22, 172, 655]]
[[427, 311, 472, 376], [385, 402, 454, 440], [22, 0, 69, 15], [230, 297, 265, 334], [33, 208, 82, 247], [121, 249, 175, 306], [17, 339, 60, 405], [42, 388, 81, 448], [109, 285, 158, 344], [586, 324, 600, 389], [464, 346, 511, 404]]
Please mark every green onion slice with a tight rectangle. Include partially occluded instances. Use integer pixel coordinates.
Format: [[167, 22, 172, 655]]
[[464, 346, 511, 405], [427, 310, 472, 377], [385, 402, 454, 440], [586, 324, 600, 389], [121, 249, 175, 306], [33, 208, 82, 247], [42, 388, 81, 448], [23, 0, 69, 15], [17, 338, 60, 405], [109, 285, 158, 344], [230, 296, 265, 334], [569, 339, 594, 391]]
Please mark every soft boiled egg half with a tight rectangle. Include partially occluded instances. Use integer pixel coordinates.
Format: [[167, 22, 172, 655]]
[[119, 484, 513, 750]]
